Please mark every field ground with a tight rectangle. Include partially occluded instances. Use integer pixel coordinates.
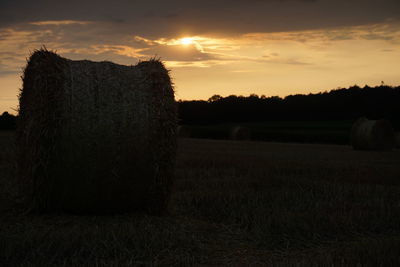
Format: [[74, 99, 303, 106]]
[[181, 121, 354, 144], [1, 131, 400, 266]]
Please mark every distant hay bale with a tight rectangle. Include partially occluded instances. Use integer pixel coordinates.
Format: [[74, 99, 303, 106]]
[[230, 126, 251, 141], [177, 125, 191, 138], [17, 49, 177, 214], [396, 132, 400, 149], [350, 117, 395, 151]]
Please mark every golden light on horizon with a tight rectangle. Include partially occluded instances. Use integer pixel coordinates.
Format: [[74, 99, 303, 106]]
[[180, 37, 194, 45]]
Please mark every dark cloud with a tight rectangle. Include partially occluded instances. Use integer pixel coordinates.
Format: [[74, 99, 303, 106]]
[[261, 52, 311, 65], [362, 33, 394, 41], [0, 69, 18, 76], [0, 62, 20, 76], [0, 0, 399, 38]]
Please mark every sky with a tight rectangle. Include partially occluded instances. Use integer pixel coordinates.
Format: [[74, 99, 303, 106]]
[[0, 0, 399, 113]]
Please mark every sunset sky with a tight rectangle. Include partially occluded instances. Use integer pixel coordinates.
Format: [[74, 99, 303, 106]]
[[0, 0, 399, 113]]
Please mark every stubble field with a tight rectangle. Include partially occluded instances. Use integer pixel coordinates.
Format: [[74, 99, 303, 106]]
[[1, 131, 400, 266]]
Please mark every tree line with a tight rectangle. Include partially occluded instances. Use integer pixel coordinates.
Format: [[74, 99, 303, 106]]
[[178, 85, 400, 127], [1, 85, 399, 130]]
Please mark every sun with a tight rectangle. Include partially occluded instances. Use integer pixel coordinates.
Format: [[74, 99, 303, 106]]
[[180, 37, 194, 45]]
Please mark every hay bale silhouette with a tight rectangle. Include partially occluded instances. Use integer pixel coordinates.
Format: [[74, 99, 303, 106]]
[[395, 132, 400, 149], [230, 126, 251, 141], [17, 49, 177, 214], [350, 117, 395, 150], [177, 125, 191, 138]]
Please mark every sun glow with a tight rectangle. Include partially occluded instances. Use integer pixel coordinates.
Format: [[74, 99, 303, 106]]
[[180, 37, 194, 45]]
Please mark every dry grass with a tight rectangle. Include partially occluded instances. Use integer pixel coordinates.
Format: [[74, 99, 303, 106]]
[[1, 132, 400, 266]]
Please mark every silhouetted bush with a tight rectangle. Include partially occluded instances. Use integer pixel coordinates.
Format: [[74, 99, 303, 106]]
[[0, 112, 16, 130]]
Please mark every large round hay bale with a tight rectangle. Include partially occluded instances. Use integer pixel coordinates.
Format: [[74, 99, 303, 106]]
[[350, 117, 395, 150], [230, 126, 251, 141], [17, 49, 177, 214]]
